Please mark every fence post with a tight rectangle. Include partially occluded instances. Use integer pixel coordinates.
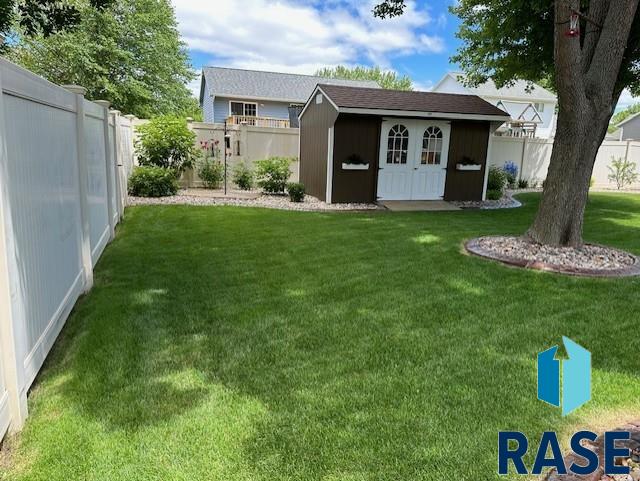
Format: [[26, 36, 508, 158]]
[[625, 139, 631, 163], [519, 135, 528, 182], [63, 85, 93, 292], [95, 101, 116, 240], [110, 110, 124, 219], [0, 68, 29, 433]]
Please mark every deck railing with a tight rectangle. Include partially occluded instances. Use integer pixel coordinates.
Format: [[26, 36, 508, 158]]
[[227, 115, 290, 129]]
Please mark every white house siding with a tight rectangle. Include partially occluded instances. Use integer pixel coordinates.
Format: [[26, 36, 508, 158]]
[[434, 75, 469, 94], [488, 98, 556, 137], [212, 97, 294, 123]]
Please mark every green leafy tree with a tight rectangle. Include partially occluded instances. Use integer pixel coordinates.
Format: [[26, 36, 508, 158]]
[[1, 0, 114, 51], [9, 0, 198, 118], [315, 65, 413, 90], [135, 116, 198, 172], [375, 0, 640, 247]]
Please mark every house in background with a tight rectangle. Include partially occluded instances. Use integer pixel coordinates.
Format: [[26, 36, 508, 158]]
[[431, 72, 557, 138], [199, 67, 379, 128], [299, 84, 510, 204], [615, 112, 640, 140]]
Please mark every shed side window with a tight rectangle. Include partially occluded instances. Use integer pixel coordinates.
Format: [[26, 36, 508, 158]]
[[421, 126, 443, 165], [387, 124, 409, 164]]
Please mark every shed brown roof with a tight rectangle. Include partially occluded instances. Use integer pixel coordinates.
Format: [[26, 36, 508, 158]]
[[317, 84, 509, 118]]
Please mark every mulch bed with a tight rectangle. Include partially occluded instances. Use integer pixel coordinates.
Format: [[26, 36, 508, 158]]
[[465, 236, 640, 278], [544, 421, 640, 481]]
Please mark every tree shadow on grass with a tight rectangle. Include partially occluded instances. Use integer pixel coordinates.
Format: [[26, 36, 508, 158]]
[[21, 197, 640, 480]]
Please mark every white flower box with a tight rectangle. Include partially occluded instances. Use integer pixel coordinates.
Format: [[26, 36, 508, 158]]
[[342, 163, 369, 170], [456, 163, 482, 171]]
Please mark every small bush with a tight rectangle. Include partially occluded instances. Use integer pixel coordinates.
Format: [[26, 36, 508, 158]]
[[197, 157, 224, 189], [487, 165, 507, 193], [517, 179, 529, 189], [255, 157, 293, 194], [607, 156, 638, 189], [233, 163, 254, 190], [287, 182, 305, 202], [502, 161, 518, 188], [486, 189, 503, 200], [135, 116, 198, 173], [128, 166, 178, 197]]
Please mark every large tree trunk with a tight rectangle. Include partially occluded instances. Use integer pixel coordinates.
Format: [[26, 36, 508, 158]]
[[525, 0, 639, 247], [526, 101, 613, 246]]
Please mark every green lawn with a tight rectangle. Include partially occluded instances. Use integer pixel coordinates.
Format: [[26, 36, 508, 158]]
[[2, 193, 640, 481]]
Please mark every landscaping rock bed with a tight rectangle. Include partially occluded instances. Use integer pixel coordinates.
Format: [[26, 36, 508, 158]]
[[453, 191, 522, 210], [544, 421, 640, 481], [129, 192, 380, 212], [465, 235, 640, 277]]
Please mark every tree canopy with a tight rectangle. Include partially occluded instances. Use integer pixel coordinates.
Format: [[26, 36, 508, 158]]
[[315, 65, 413, 90], [7, 0, 199, 119]]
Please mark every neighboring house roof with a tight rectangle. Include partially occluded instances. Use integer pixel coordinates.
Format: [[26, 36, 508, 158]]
[[200, 67, 380, 104], [615, 111, 640, 128], [313, 84, 510, 120], [433, 72, 557, 102]]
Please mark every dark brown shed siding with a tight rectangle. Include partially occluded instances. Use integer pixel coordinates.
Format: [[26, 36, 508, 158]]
[[331, 114, 381, 203], [299, 93, 339, 201], [444, 120, 490, 201]]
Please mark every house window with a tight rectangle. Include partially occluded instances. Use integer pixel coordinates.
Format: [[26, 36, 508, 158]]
[[230, 101, 258, 117], [534, 102, 545, 113], [387, 124, 409, 164], [421, 126, 443, 165]]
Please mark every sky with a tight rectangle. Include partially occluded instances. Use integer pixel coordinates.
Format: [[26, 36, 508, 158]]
[[172, 0, 636, 111]]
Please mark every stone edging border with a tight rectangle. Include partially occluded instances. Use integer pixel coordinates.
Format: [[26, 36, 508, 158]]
[[464, 236, 640, 278], [544, 420, 640, 481]]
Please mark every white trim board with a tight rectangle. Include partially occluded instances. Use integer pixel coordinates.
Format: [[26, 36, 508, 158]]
[[299, 86, 340, 120], [339, 107, 510, 123], [325, 126, 334, 203]]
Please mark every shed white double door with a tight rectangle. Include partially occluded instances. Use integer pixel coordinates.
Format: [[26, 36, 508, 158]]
[[377, 119, 451, 200]]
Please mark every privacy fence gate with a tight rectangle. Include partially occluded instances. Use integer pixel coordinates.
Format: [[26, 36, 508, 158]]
[[0, 58, 135, 440]]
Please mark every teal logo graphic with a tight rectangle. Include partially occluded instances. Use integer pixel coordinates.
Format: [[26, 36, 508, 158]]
[[537, 337, 591, 415]]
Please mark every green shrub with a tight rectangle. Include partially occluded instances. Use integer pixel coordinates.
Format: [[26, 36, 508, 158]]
[[255, 157, 293, 194], [607, 156, 638, 189], [128, 166, 178, 197], [233, 163, 254, 190], [287, 182, 305, 202], [135, 116, 198, 173], [487, 165, 507, 192], [197, 157, 224, 189], [517, 178, 529, 189], [486, 189, 502, 200]]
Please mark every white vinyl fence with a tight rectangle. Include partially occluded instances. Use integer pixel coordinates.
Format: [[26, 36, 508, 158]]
[[489, 136, 640, 189], [0, 58, 135, 440], [181, 121, 300, 187]]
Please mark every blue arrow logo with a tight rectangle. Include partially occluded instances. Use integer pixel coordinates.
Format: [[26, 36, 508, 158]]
[[537, 337, 591, 416]]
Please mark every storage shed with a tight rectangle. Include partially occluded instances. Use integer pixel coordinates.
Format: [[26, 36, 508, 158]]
[[299, 84, 510, 203]]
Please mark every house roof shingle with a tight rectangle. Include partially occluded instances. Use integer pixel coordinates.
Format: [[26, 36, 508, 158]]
[[317, 84, 509, 118], [201, 67, 379, 103]]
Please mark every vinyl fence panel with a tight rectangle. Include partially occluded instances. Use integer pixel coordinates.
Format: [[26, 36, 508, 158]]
[[0, 58, 135, 439], [84, 100, 110, 263], [489, 135, 640, 189]]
